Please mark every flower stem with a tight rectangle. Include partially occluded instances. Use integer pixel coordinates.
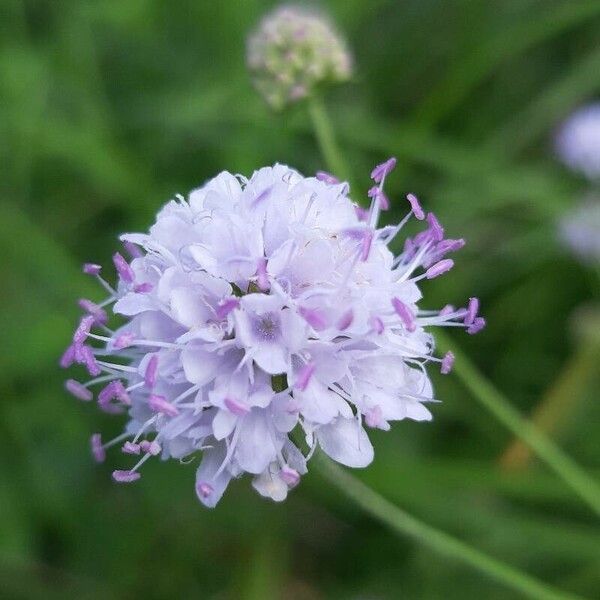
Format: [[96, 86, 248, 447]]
[[307, 94, 352, 185], [436, 330, 600, 517], [314, 454, 582, 600]]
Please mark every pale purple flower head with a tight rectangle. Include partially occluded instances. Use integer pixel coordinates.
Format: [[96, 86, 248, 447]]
[[247, 5, 352, 110], [62, 161, 483, 507], [555, 103, 600, 180], [559, 197, 600, 264]]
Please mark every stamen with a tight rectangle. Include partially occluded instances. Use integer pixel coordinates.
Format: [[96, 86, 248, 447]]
[[78, 299, 108, 325], [295, 362, 316, 392], [65, 379, 93, 401], [144, 355, 159, 388], [112, 252, 135, 283], [112, 470, 141, 483], [406, 193, 425, 220], [224, 397, 250, 416], [426, 213, 444, 242], [336, 309, 354, 331], [90, 433, 106, 463], [369, 315, 384, 334], [216, 297, 240, 320], [134, 282, 153, 293], [73, 315, 95, 344], [441, 351, 455, 374], [316, 171, 339, 184], [392, 298, 416, 332], [149, 394, 179, 416], [140, 440, 161, 456], [122, 441, 141, 455], [467, 317, 486, 335], [83, 263, 102, 275], [425, 259, 454, 279], [298, 306, 328, 331], [370, 157, 396, 183], [464, 297, 479, 326], [256, 258, 269, 291], [280, 466, 300, 487]]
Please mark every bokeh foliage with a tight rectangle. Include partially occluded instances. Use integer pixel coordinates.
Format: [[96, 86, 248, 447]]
[[1, 0, 599, 598]]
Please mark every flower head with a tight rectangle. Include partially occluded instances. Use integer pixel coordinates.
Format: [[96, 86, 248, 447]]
[[559, 197, 600, 264], [247, 5, 352, 110], [62, 160, 483, 507], [555, 103, 600, 180]]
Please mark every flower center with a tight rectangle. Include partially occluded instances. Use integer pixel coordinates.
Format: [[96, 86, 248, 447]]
[[254, 312, 280, 341]]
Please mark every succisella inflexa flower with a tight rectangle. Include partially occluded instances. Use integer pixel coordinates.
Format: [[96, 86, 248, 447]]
[[61, 160, 484, 507], [247, 4, 352, 110]]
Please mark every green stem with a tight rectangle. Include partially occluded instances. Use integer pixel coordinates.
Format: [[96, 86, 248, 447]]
[[436, 330, 600, 517], [315, 455, 582, 600], [307, 94, 352, 186]]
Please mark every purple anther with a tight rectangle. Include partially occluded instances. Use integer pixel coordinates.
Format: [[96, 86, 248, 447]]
[[280, 466, 300, 487], [316, 171, 339, 184], [392, 298, 416, 332], [73, 315, 95, 344], [439, 304, 455, 316], [90, 433, 106, 463], [114, 332, 135, 349], [371, 157, 397, 183], [81, 346, 101, 376], [112, 252, 134, 283], [215, 297, 240, 320], [360, 230, 373, 261], [65, 379, 93, 401], [112, 470, 141, 483], [295, 362, 316, 392], [437, 238, 466, 254], [425, 259, 454, 279], [112, 380, 131, 405], [441, 351, 455, 375], [336, 309, 354, 331], [368, 186, 390, 210], [123, 240, 143, 258], [256, 258, 269, 291], [140, 440, 161, 456], [149, 394, 179, 417], [196, 481, 213, 499], [144, 355, 159, 388], [369, 315, 385, 334], [251, 185, 273, 208], [83, 263, 102, 275], [426, 212, 444, 242], [78, 299, 108, 325], [122, 441, 141, 455], [467, 317, 486, 335], [464, 297, 479, 326], [60, 344, 76, 368], [98, 381, 117, 406], [406, 193, 425, 220], [224, 397, 250, 416], [134, 282, 153, 293], [354, 205, 369, 221], [298, 306, 328, 331]]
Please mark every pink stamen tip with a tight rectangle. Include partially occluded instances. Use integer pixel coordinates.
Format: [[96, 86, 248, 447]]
[[371, 157, 397, 183], [73, 315, 95, 344], [78, 299, 108, 325], [354, 205, 369, 221], [406, 193, 425, 220], [83, 263, 102, 275], [336, 309, 354, 331], [464, 297, 479, 326], [123, 240, 143, 258], [467, 317, 486, 335], [280, 466, 300, 487], [298, 306, 328, 331], [256, 258, 269, 291], [360, 230, 373, 261], [114, 332, 135, 349], [439, 304, 455, 316], [112, 470, 141, 483], [149, 394, 179, 417], [81, 346, 101, 376], [112, 252, 134, 283], [196, 482, 213, 499], [316, 171, 339, 184], [140, 440, 161, 456], [369, 315, 385, 334], [134, 282, 153, 293], [113, 380, 131, 405], [90, 433, 106, 463], [60, 344, 76, 368], [65, 379, 93, 401], [295, 362, 316, 392], [122, 441, 141, 455], [426, 259, 454, 279], [216, 297, 240, 320], [144, 355, 159, 388], [441, 351, 455, 375], [392, 298, 416, 332], [224, 397, 250, 416], [426, 212, 444, 242]]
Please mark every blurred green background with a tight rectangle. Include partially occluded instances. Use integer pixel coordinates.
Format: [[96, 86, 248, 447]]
[[1, 0, 600, 598]]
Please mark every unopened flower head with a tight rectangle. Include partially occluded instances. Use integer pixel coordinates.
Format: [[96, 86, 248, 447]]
[[62, 160, 483, 508], [555, 103, 600, 180], [247, 5, 352, 110], [559, 197, 600, 264]]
